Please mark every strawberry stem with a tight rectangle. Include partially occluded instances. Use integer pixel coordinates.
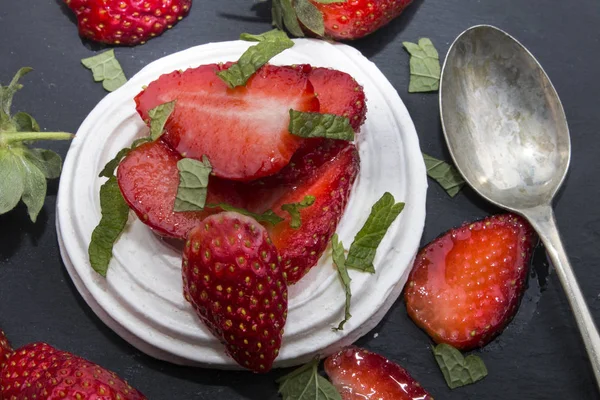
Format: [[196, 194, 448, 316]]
[[0, 131, 74, 145]]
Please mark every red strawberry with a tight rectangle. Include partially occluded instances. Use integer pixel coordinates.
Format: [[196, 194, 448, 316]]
[[324, 346, 433, 400], [182, 212, 287, 372], [135, 64, 319, 181], [117, 140, 245, 239], [251, 140, 360, 284], [404, 213, 536, 350], [65, 0, 191, 46], [1, 342, 146, 399], [308, 67, 367, 132], [274, 0, 412, 41], [0, 330, 12, 368]]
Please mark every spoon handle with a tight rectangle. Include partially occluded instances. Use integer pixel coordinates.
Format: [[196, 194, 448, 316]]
[[524, 205, 600, 388]]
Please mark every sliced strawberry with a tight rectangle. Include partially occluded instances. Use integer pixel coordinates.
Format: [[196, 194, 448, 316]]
[[135, 64, 319, 181], [182, 212, 287, 372], [247, 140, 360, 284], [117, 140, 245, 239], [308, 67, 367, 132], [404, 213, 537, 350], [2, 342, 146, 399], [324, 346, 433, 400]]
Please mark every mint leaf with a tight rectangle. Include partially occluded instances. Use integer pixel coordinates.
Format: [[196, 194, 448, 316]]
[[277, 357, 342, 400], [174, 156, 212, 212], [346, 193, 405, 273], [331, 234, 351, 331], [312, 0, 346, 3], [423, 153, 465, 197], [24, 148, 62, 179], [148, 100, 176, 141], [0, 148, 25, 215], [293, 0, 324, 36], [403, 38, 441, 93], [433, 343, 488, 389], [289, 110, 354, 141], [281, 195, 315, 229], [81, 49, 127, 92], [99, 147, 133, 178], [13, 112, 40, 132], [240, 29, 288, 42], [206, 203, 284, 225], [217, 30, 294, 88], [88, 176, 130, 276]]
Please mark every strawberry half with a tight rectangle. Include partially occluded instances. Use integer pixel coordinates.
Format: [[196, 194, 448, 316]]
[[117, 140, 245, 239], [324, 346, 433, 400], [135, 64, 319, 181], [404, 213, 537, 350], [245, 140, 360, 284], [2, 342, 146, 399], [0, 329, 12, 369], [65, 0, 191, 46], [182, 212, 287, 372]]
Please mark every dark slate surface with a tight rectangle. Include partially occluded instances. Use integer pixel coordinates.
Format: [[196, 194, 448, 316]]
[[1, 0, 600, 398]]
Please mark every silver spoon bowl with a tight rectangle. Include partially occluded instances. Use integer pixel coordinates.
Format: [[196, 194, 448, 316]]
[[440, 25, 600, 387]]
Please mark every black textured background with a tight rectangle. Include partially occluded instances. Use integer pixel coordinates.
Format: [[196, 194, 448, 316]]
[[1, 0, 600, 398]]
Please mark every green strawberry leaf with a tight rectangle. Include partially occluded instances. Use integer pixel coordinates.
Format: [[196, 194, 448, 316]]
[[433, 343, 488, 389], [148, 100, 176, 141], [24, 148, 62, 179], [271, 0, 285, 31], [331, 234, 352, 331], [288, 110, 354, 141], [13, 112, 40, 132], [423, 153, 465, 197], [346, 192, 405, 273], [293, 0, 325, 36], [206, 203, 284, 225], [0, 147, 25, 215], [277, 357, 342, 400], [0, 68, 72, 221], [88, 176, 130, 276], [174, 156, 212, 212], [218, 29, 294, 88], [277, 0, 305, 37], [81, 49, 127, 92], [403, 38, 441, 93], [281, 195, 315, 229]]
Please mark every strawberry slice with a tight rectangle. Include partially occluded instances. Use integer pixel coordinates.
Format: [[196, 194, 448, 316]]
[[404, 213, 537, 350], [182, 212, 287, 372], [117, 140, 245, 239], [248, 140, 360, 284], [324, 346, 433, 400], [135, 64, 319, 181]]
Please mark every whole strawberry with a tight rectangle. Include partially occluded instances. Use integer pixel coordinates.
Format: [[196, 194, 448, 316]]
[[1, 342, 146, 399], [182, 212, 288, 372], [0, 330, 12, 369], [65, 0, 192, 45], [404, 213, 537, 350], [272, 0, 412, 40], [325, 346, 433, 400]]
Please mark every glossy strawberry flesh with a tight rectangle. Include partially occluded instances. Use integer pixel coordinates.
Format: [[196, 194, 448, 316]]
[[65, 0, 191, 45], [135, 64, 319, 181], [324, 346, 432, 400], [311, 0, 413, 40], [182, 212, 287, 372], [404, 214, 536, 350], [0, 330, 12, 369], [117, 140, 245, 239], [262, 140, 360, 284], [2, 342, 146, 399]]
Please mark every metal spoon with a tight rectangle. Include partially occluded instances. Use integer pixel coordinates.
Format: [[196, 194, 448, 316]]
[[439, 24, 600, 387]]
